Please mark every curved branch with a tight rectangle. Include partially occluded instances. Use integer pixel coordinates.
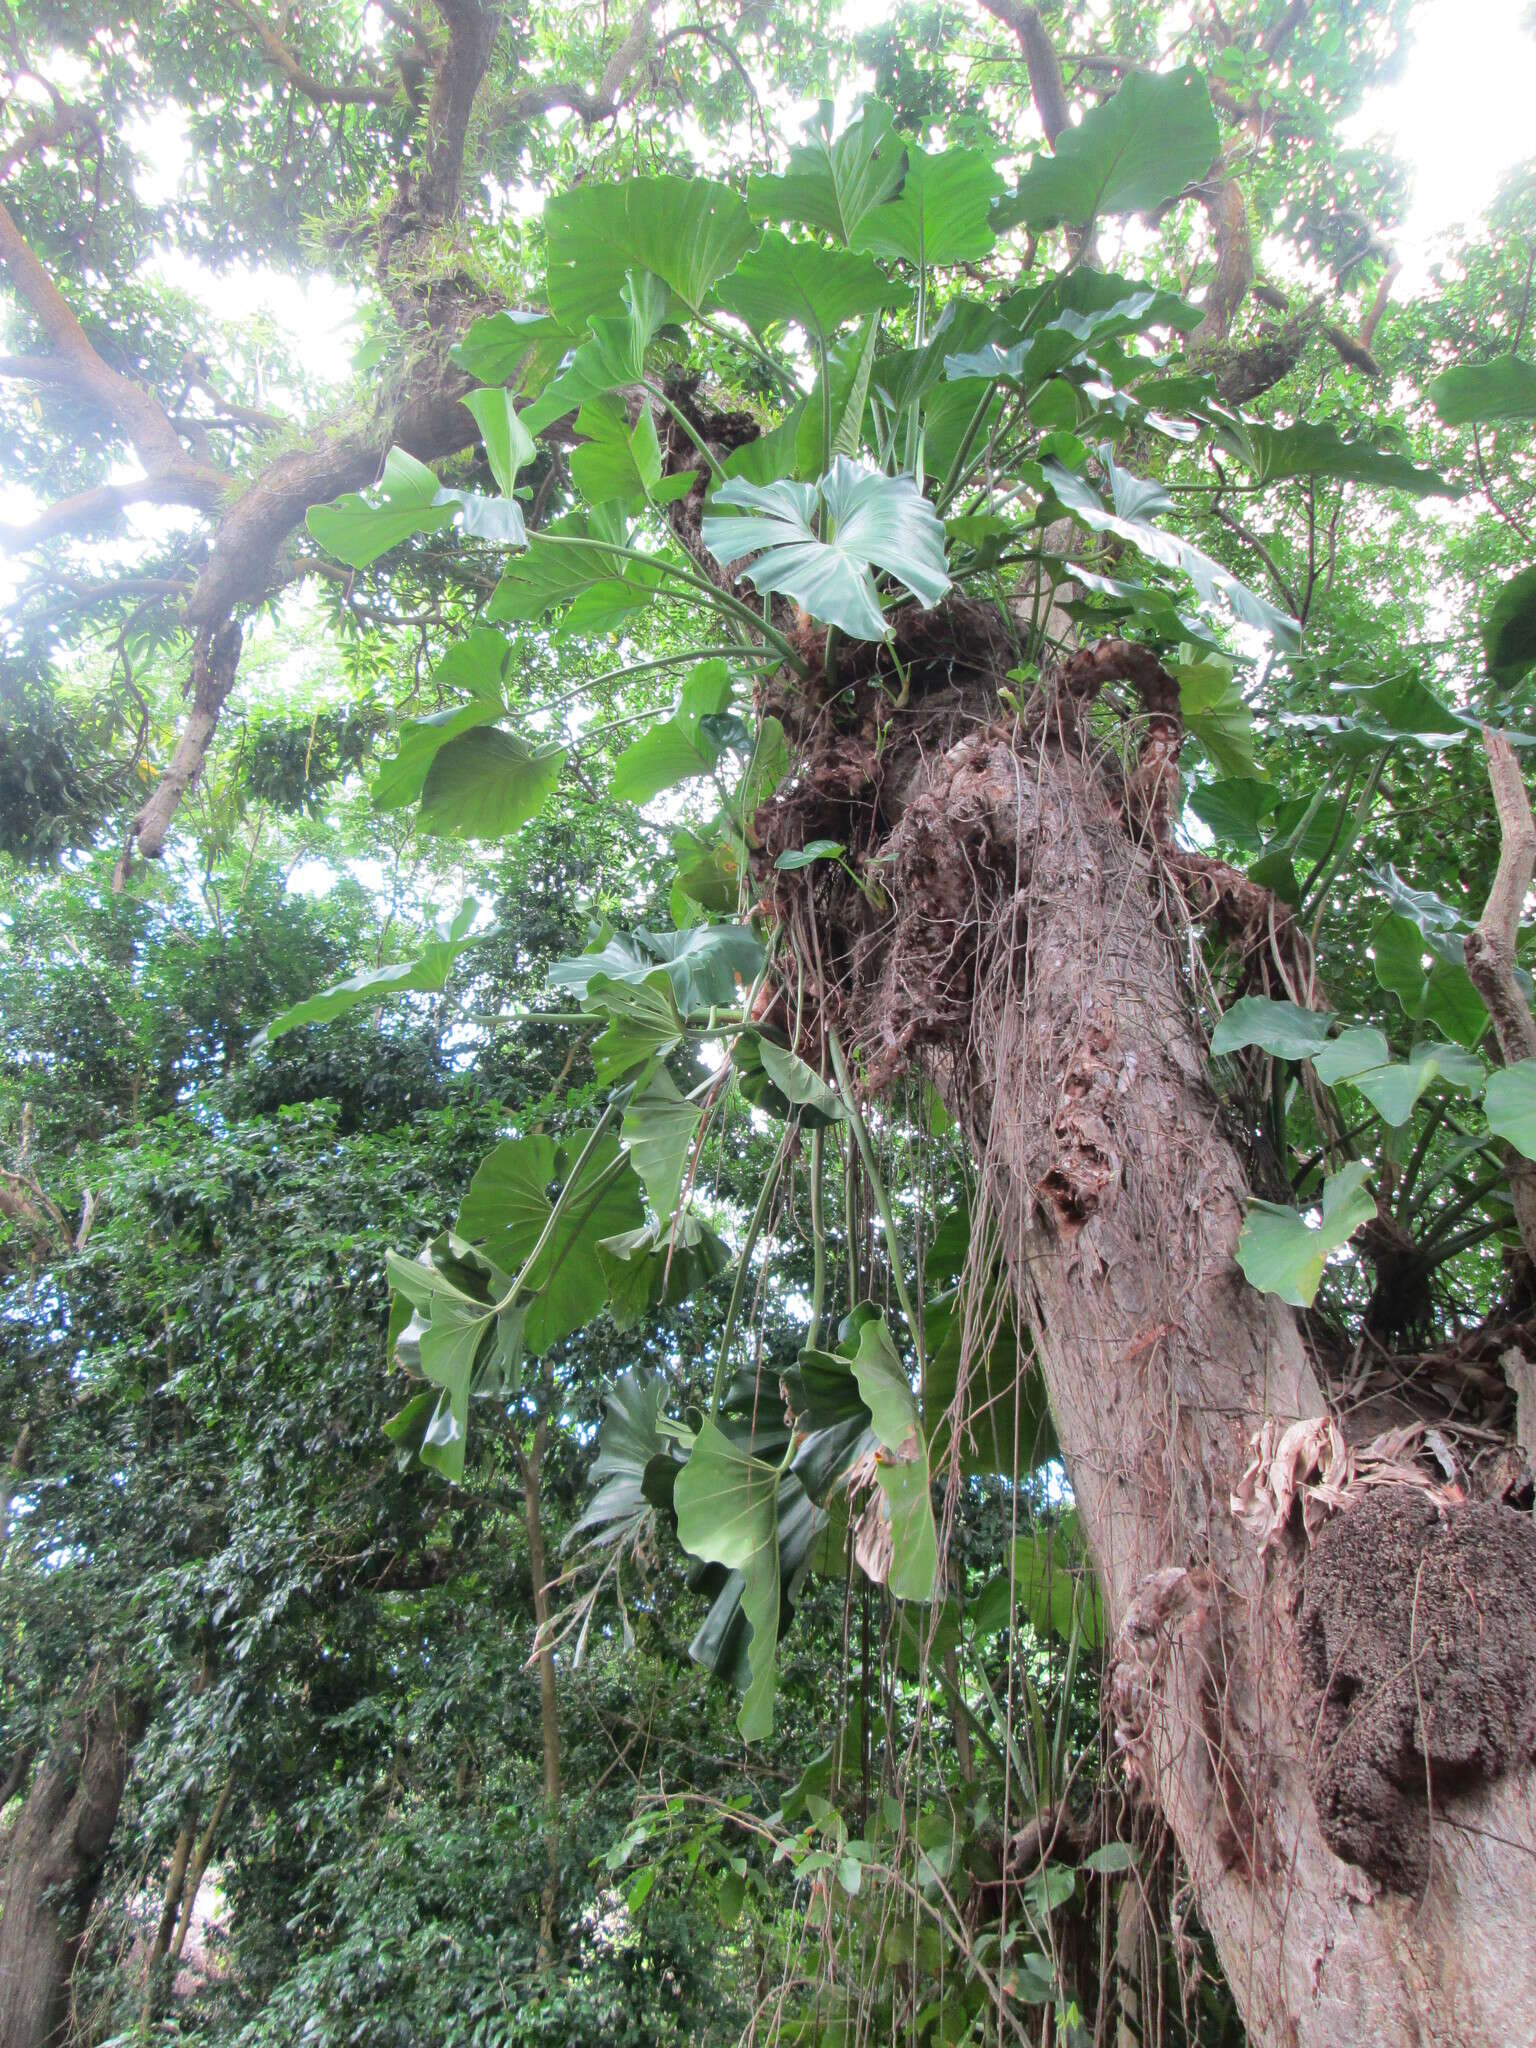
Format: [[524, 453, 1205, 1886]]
[[233, 4, 397, 107]]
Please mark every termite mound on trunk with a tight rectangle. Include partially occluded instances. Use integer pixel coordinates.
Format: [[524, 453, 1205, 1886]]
[[1298, 1489, 1536, 1893]]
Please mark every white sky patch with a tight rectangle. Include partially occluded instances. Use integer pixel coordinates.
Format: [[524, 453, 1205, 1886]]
[[1341, 0, 1536, 296]]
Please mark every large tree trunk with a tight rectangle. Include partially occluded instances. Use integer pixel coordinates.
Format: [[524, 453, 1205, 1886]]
[[0, 1694, 147, 2048], [761, 615, 1536, 2048]]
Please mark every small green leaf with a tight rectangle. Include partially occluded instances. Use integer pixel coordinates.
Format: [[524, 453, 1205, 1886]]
[[461, 387, 536, 496], [549, 922, 764, 1013], [1085, 1841, 1134, 1876], [852, 1317, 938, 1604], [611, 663, 735, 804], [1045, 455, 1297, 645], [622, 1067, 701, 1217], [260, 902, 487, 1040], [1313, 1030, 1483, 1125], [1236, 1161, 1375, 1308], [774, 838, 845, 870], [586, 967, 686, 1083]]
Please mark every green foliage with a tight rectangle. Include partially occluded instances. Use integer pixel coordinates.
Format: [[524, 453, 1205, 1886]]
[[702, 458, 952, 639], [998, 66, 1219, 231]]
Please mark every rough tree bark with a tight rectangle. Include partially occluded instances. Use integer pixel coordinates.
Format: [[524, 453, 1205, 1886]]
[[0, 1694, 149, 2048], [755, 613, 1536, 2048]]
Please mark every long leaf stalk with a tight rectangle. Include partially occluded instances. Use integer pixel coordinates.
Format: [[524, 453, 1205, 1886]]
[[828, 1031, 925, 1376], [708, 1130, 792, 1413], [532, 533, 809, 675], [807, 1126, 827, 1353]]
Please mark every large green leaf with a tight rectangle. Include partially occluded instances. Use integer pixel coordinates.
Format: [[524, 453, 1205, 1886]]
[[852, 1316, 938, 1603], [945, 290, 1191, 391], [1483, 565, 1536, 686], [1175, 654, 1260, 778], [306, 446, 454, 565], [450, 308, 569, 387], [417, 728, 566, 841], [585, 967, 686, 1083], [385, 1245, 511, 1483], [486, 515, 668, 625], [794, 314, 883, 473], [674, 1417, 783, 1739], [1429, 354, 1536, 426], [454, 1131, 644, 1353], [595, 1215, 731, 1330], [997, 67, 1218, 232], [566, 396, 673, 509], [259, 902, 488, 1041], [1210, 996, 1334, 1060], [621, 1067, 701, 1218], [1235, 1162, 1375, 1308], [611, 662, 735, 804], [1044, 455, 1298, 644], [566, 1370, 673, 1547], [520, 271, 670, 433], [971, 1527, 1098, 1649], [373, 699, 503, 811], [702, 456, 950, 640], [714, 231, 906, 345], [1485, 1060, 1536, 1159], [543, 177, 758, 328], [1207, 416, 1454, 497], [850, 139, 1002, 267], [1370, 911, 1487, 1047], [306, 447, 527, 567], [1313, 1028, 1483, 1125], [747, 99, 905, 245], [925, 1324, 1053, 1484], [549, 922, 764, 1013]]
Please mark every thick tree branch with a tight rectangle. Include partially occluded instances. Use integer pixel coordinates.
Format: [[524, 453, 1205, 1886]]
[[0, 472, 224, 553], [978, 0, 1069, 143], [0, 197, 186, 472], [418, 0, 501, 216], [1194, 178, 1254, 342]]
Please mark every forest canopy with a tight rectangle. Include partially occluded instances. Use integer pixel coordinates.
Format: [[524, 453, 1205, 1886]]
[[2, 3, 1536, 2045]]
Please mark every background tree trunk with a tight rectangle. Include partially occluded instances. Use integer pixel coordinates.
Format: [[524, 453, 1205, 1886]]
[[0, 1694, 147, 2048], [519, 1420, 563, 1960]]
